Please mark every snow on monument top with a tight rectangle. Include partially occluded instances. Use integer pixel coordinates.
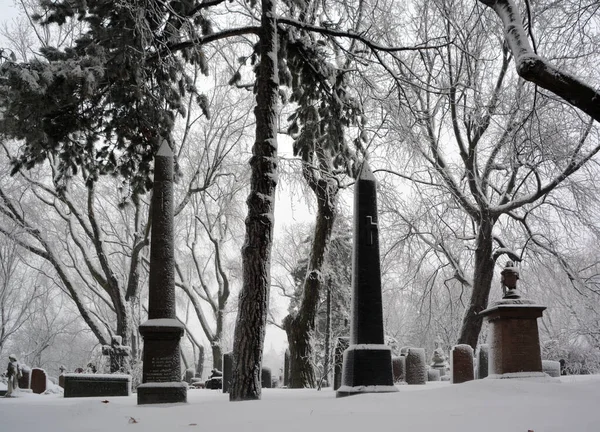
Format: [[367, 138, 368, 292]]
[[357, 160, 376, 182], [157, 139, 173, 157]]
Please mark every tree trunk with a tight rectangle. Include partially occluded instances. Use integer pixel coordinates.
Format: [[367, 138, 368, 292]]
[[323, 283, 331, 387], [211, 342, 223, 371], [229, 0, 279, 402], [457, 214, 497, 349], [283, 180, 337, 388]]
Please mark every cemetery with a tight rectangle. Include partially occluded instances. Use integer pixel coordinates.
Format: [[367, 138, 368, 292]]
[[1, 0, 600, 431]]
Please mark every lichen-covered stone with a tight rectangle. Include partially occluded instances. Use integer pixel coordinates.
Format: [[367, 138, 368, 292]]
[[405, 348, 427, 385], [451, 344, 474, 384], [542, 360, 560, 378]]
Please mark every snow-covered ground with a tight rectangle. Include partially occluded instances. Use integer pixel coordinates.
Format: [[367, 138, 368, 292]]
[[1, 375, 599, 432]]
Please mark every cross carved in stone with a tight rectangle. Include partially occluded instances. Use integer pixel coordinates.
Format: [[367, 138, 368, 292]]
[[366, 215, 378, 246]]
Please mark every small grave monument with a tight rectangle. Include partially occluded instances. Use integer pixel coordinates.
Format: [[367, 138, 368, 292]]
[[392, 356, 405, 383], [31, 368, 47, 394], [542, 360, 561, 378], [430, 337, 448, 377], [451, 344, 474, 383], [222, 352, 233, 393], [479, 262, 547, 378], [261, 367, 272, 388], [427, 369, 441, 381], [137, 140, 187, 404], [476, 344, 490, 379], [405, 348, 427, 385], [102, 336, 130, 373]]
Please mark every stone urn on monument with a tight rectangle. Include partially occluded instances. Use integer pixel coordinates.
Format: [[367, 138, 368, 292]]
[[336, 162, 397, 397], [479, 261, 547, 378], [137, 140, 187, 404]]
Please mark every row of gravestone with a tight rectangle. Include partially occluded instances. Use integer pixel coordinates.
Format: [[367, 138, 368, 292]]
[[2, 365, 49, 395], [328, 338, 562, 389]]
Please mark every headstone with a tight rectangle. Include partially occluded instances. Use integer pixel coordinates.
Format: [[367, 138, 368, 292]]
[[333, 337, 349, 391], [138, 140, 187, 405], [479, 262, 546, 378], [283, 349, 290, 387], [542, 360, 561, 377], [337, 163, 397, 397], [222, 352, 233, 393], [63, 374, 131, 397], [31, 368, 47, 394], [184, 368, 195, 384], [405, 348, 427, 385], [476, 344, 490, 379], [451, 344, 474, 384], [102, 336, 131, 373], [427, 368, 441, 382], [261, 367, 272, 388], [392, 356, 405, 383], [19, 365, 31, 390]]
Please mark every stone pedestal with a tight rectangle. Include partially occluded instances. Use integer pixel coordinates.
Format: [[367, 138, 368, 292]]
[[138, 320, 187, 404], [480, 300, 546, 377]]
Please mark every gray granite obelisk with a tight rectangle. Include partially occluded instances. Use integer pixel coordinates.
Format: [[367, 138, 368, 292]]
[[337, 162, 397, 397], [138, 140, 187, 405]]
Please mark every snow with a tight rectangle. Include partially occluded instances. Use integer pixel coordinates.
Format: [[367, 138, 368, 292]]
[[139, 319, 185, 329], [2, 375, 600, 431]]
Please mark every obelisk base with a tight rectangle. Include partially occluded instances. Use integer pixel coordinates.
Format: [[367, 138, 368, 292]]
[[336, 345, 398, 397], [138, 320, 187, 404], [479, 299, 547, 378]]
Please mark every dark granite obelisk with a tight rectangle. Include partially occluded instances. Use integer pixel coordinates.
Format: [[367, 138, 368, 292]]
[[337, 162, 397, 397], [138, 140, 187, 405]]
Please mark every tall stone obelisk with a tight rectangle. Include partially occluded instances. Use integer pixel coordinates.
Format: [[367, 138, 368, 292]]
[[337, 162, 397, 397], [138, 140, 187, 405]]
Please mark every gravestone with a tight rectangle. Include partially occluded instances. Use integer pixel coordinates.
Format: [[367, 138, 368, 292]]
[[542, 360, 561, 377], [392, 356, 405, 383], [476, 344, 490, 379], [479, 262, 546, 377], [222, 352, 233, 393], [451, 344, 474, 384], [137, 141, 187, 405], [261, 367, 272, 388], [102, 336, 131, 373], [31, 368, 47, 394], [337, 163, 397, 397], [63, 374, 131, 397], [427, 369, 441, 382], [333, 337, 349, 391], [283, 349, 290, 387], [405, 348, 427, 385], [19, 365, 31, 390], [184, 368, 195, 384]]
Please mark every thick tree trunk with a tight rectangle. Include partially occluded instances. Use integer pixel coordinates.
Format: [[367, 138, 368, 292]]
[[211, 343, 223, 372], [229, 0, 279, 402], [457, 215, 497, 349], [283, 180, 337, 388]]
